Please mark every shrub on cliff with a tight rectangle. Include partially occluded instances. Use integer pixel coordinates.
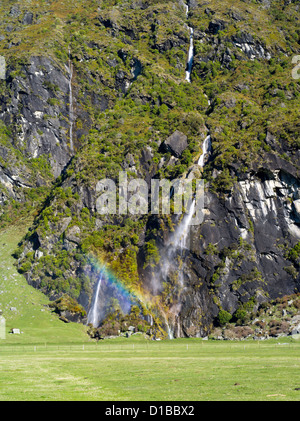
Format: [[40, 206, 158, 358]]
[[217, 310, 232, 326]]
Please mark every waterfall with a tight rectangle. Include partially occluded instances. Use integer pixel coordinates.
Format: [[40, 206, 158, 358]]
[[153, 133, 211, 338], [68, 47, 74, 153], [185, 27, 194, 83], [185, 4, 194, 83], [184, 3, 188, 16], [171, 134, 211, 252], [161, 308, 174, 340], [148, 4, 212, 338], [87, 273, 103, 327], [198, 134, 212, 167]]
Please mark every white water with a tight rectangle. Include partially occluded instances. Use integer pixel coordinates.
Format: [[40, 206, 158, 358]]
[[185, 27, 194, 82], [172, 134, 211, 252], [185, 5, 194, 83], [198, 135, 212, 167], [161, 309, 174, 340], [87, 273, 103, 327], [154, 132, 211, 338], [68, 47, 74, 153]]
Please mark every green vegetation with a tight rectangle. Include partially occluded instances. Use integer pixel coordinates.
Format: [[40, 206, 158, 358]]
[[217, 310, 232, 326], [49, 295, 86, 318], [211, 293, 300, 341]]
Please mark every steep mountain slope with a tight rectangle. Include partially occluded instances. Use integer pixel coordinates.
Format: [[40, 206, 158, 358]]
[[1, 0, 300, 338]]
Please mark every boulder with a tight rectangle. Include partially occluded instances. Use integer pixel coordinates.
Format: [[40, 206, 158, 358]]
[[22, 12, 34, 25], [291, 324, 300, 335], [208, 20, 226, 35], [65, 225, 81, 244], [161, 130, 188, 158]]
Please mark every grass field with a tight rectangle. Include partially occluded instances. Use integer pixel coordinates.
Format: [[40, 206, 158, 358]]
[[0, 222, 299, 401], [0, 338, 300, 401]]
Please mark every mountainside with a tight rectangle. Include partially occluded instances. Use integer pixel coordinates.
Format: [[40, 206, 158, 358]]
[[0, 0, 300, 339]]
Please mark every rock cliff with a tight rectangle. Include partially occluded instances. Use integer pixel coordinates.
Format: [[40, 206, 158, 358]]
[[0, 0, 299, 338]]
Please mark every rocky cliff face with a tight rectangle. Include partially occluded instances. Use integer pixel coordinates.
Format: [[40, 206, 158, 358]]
[[1, 0, 300, 338], [175, 164, 300, 336], [1, 56, 73, 179]]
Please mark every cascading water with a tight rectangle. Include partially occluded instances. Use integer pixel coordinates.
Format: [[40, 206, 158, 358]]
[[161, 308, 174, 340], [87, 273, 103, 327], [173, 134, 211, 252], [68, 47, 74, 153], [185, 4, 194, 83], [198, 134, 212, 167], [185, 27, 194, 83], [153, 133, 211, 338], [150, 3, 212, 338]]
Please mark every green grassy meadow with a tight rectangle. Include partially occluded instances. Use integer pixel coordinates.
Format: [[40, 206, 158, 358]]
[[0, 339, 300, 401], [0, 222, 299, 401]]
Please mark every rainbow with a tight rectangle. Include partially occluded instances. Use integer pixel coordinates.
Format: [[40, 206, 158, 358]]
[[85, 253, 172, 339], [86, 253, 153, 318]]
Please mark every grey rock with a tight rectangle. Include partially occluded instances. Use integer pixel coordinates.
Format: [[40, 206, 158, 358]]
[[9, 6, 21, 18], [231, 32, 270, 60], [293, 199, 300, 220], [22, 12, 34, 25], [1, 55, 74, 182], [161, 130, 188, 158], [34, 250, 44, 260], [208, 20, 227, 35], [123, 153, 135, 169], [5, 24, 14, 33], [65, 226, 81, 244], [291, 324, 300, 335], [228, 10, 244, 21]]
